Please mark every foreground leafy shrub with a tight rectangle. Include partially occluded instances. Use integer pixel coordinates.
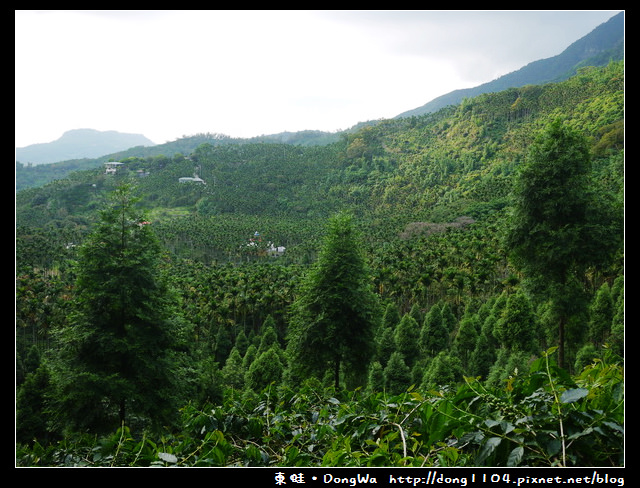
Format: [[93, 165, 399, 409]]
[[16, 348, 622, 467], [456, 347, 624, 466]]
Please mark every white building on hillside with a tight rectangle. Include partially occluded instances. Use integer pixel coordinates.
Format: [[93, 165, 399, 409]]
[[179, 166, 205, 184], [179, 175, 205, 184], [104, 162, 123, 174]]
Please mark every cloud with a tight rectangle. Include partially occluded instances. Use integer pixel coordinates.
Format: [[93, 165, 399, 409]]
[[317, 10, 620, 82], [15, 10, 621, 148]]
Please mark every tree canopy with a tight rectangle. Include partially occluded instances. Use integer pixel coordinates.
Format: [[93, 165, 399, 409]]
[[48, 184, 183, 433], [286, 212, 381, 389], [505, 118, 623, 367]]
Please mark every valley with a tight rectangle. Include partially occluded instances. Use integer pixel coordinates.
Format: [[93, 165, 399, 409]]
[[15, 62, 624, 467]]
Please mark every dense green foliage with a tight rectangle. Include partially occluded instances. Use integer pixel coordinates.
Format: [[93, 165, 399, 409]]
[[16, 62, 623, 467], [505, 119, 622, 368], [46, 185, 184, 435], [16, 348, 623, 467], [287, 213, 381, 389]]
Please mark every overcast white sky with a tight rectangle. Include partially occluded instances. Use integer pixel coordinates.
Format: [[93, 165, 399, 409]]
[[15, 10, 622, 148]]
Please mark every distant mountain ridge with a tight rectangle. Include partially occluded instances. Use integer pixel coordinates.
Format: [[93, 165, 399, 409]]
[[16, 128, 156, 165], [15, 12, 623, 186], [395, 11, 624, 119]]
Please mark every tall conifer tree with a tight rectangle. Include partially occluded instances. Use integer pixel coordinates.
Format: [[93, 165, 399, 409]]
[[49, 184, 181, 433], [287, 212, 381, 389], [505, 119, 622, 368]]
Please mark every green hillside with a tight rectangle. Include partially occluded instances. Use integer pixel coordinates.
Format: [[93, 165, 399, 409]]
[[15, 131, 341, 191], [395, 11, 623, 118], [17, 62, 624, 262], [16, 62, 624, 467]]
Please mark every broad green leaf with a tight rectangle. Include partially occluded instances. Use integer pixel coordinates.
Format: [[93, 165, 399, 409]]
[[560, 388, 588, 404], [546, 438, 562, 457], [507, 446, 524, 467], [484, 419, 500, 429], [476, 436, 501, 465], [500, 420, 515, 435]]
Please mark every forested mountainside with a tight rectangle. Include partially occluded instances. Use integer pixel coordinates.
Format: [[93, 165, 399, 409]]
[[16, 62, 624, 467], [15, 130, 342, 191], [16, 62, 624, 260], [15, 12, 623, 191], [396, 11, 623, 118]]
